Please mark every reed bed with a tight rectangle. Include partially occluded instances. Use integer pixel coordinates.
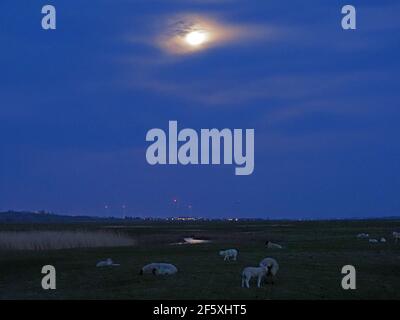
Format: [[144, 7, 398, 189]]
[[0, 231, 136, 250]]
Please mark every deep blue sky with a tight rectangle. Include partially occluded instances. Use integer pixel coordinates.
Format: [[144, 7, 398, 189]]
[[0, 0, 399, 219]]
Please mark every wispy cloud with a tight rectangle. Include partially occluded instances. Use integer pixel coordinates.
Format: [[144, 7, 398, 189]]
[[126, 12, 279, 55], [125, 69, 394, 108]]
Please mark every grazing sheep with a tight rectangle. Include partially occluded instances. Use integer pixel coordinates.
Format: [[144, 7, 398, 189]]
[[265, 241, 283, 249], [96, 258, 120, 267], [380, 237, 387, 243], [241, 266, 270, 288], [369, 239, 378, 243], [393, 232, 400, 243], [357, 233, 369, 239], [139, 263, 178, 276], [219, 249, 238, 261]]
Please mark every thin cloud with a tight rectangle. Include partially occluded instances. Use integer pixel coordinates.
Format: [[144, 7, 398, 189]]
[[158, 13, 275, 55], [127, 70, 391, 107], [126, 12, 279, 56]]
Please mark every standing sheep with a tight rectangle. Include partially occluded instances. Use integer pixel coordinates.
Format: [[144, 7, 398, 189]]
[[241, 258, 279, 288], [241, 266, 269, 288], [219, 249, 238, 261], [259, 257, 279, 284]]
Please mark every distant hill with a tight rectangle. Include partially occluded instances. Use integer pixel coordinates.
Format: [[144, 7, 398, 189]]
[[0, 211, 121, 223]]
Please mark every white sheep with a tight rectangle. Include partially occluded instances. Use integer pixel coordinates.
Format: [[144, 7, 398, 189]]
[[219, 249, 238, 261], [241, 258, 280, 288], [265, 241, 283, 249], [96, 258, 120, 267], [369, 239, 378, 243], [259, 257, 279, 278], [380, 237, 387, 243], [393, 232, 400, 243], [357, 233, 369, 239], [140, 263, 178, 275], [241, 266, 269, 288]]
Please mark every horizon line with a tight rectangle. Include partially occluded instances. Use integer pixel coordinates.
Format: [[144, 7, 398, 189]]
[[1, 210, 399, 222]]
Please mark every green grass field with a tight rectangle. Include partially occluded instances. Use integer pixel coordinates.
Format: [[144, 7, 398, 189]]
[[1, 219, 399, 300]]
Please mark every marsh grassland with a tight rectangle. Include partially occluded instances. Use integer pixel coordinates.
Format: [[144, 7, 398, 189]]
[[0, 219, 399, 299]]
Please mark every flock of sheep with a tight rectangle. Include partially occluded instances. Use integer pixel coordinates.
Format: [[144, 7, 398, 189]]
[[135, 246, 281, 288], [95, 232, 400, 289], [217, 245, 281, 288], [357, 231, 400, 243], [96, 240, 283, 288]]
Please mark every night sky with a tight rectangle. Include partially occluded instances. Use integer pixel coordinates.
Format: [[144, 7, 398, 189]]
[[1, 0, 399, 219]]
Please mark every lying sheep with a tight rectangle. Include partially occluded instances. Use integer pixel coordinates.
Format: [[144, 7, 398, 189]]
[[139, 263, 178, 276], [369, 239, 378, 243], [357, 233, 369, 239], [265, 241, 283, 249], [219, 249, 238, 261], [380, 237, 387, 243], [96, 258, 120, 267], [393, 232, 400, 243]]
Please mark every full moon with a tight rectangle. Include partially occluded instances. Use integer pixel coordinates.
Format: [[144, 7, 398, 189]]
[[185, 31, 208, 46]]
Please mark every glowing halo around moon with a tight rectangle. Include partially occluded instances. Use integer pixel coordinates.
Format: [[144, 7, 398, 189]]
[[184, 30, 209, 46], [156, 14, 267, 55], [156, 16, 220, 54], [160, 25, 213, 54]]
